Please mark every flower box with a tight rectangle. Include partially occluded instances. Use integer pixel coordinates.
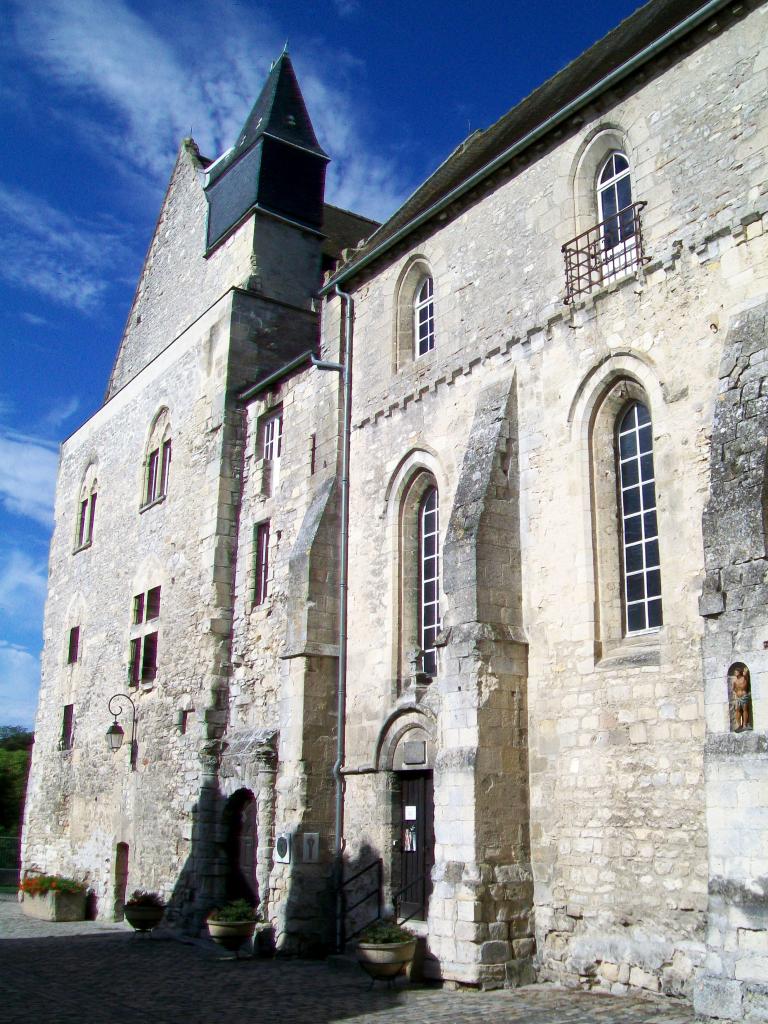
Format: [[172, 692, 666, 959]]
[[22, 890, 87, 922]]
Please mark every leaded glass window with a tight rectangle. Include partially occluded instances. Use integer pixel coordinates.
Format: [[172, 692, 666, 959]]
[[419, 486, 441, 675], [414, 276, 435, 357], [618, 402, 662, 634]]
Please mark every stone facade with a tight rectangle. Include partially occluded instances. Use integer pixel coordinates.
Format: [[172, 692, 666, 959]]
[[21, 3, 768, 1016]]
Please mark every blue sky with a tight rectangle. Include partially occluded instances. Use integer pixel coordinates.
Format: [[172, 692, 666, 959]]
[[0, 0, 644, 726]]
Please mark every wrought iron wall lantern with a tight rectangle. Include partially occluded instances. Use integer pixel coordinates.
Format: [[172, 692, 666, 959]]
[[106, 693, 138, 770]]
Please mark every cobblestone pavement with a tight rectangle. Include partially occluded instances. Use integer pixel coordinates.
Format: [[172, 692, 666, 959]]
[[0, 902, 696, 1024]]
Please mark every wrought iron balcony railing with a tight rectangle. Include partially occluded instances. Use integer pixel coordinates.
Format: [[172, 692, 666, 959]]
[[562, 201, 649, 304]]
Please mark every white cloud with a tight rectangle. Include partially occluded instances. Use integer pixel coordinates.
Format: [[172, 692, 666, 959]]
[[40, 397, 80, 432], [0, 641, 40, 728], [0, 182, 135, 313], [19, 312, 50, 327], [0, 550, 47, 623], [0, 430, 58, 526], [10, 0, 412, 222]]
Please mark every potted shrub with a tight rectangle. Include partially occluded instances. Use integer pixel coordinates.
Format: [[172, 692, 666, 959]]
[[356, 920, 417, 982], [206, 899, 260, 954], [124, 890, 165, 932], [21, 874, 87, 922]]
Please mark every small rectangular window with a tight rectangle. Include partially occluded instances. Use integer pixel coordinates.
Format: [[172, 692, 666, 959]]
[[262, 411, 283, 495], [142, 632, 158, 682], [146, 586, 161, 621], [67, 626, 80, 665], [254, 521, 270, 605], [309, 433, 317, 475], [60, 705, 74, 751], [129, 638, 141, 686], [133, 593, 145, 625], [78, 500, 89, 546]]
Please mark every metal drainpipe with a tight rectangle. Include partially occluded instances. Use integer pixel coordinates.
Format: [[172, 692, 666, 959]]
[[333, 282, 353, 953], [313, 283, 354, 951]]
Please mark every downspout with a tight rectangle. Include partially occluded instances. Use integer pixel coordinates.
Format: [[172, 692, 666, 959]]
[[334, 282, 353, 953], [312, 283, 354, 952]]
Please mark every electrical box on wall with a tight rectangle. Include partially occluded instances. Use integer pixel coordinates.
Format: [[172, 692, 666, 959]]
[[274, 832, 292, 864]]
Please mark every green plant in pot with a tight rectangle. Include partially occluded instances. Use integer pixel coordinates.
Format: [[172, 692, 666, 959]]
[[206, 899, 260, 954], [124, 890, 166, 932], [356, 920, 417, 982]]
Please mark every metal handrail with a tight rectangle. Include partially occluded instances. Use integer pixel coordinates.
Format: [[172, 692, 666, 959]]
[[392, 872, 427, 925], [562, 201, 649, 304], [338, 858, 383, 947]]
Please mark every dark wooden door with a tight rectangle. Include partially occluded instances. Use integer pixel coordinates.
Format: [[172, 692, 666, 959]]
[[398, 770, 434, 920]]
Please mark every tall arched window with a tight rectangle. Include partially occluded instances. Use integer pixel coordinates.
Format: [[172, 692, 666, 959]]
[[414, 276, 435, 357], [419, 486, 441, 675], [618, 402, 662, 633], [597, 151, 634, 253]]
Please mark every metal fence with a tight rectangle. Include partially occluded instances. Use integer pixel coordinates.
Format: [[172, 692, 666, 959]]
[[0, 833, 20, 891]]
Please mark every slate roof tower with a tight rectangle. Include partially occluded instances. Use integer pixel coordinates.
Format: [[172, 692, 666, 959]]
[[205, 50, 330, 248]]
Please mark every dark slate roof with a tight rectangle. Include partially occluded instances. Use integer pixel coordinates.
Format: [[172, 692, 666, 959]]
[[321, 204, 380, 259], [208, 51, 328, 184], [328, 0, 731, 284]]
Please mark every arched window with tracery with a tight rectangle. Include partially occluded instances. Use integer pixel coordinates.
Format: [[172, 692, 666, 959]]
[[142, 409, 172, 509], [414, 275, 435, 357], [617, 401, 662, 633], [419, 486, 441, 675]]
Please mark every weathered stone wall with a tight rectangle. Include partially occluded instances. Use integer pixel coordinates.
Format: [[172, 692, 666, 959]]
[[695, 299, 768, 1022], [337, 0, 768, 993], [23, 290, 240, 917]]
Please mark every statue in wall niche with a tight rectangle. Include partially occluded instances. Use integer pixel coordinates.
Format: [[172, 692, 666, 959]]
[[728, 663, 753, 732]]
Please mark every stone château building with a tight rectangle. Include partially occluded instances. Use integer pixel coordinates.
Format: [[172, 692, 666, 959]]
[[22, 0, 768, 1017]]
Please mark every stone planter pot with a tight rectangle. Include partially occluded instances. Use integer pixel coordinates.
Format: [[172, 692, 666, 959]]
[[22, 890, 87, 922], [207, 919, 257, 953], [356, 939, 417, 981], [124, 904, 165, 932]]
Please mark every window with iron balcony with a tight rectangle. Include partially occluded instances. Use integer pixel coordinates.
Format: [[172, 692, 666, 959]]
[[562, 151, 649, 304]]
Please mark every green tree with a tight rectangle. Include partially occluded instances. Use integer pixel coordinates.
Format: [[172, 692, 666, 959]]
[[0, 727, 33, 835]]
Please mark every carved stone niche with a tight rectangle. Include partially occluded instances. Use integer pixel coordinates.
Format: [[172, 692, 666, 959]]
[[727, 661, 753, 733]]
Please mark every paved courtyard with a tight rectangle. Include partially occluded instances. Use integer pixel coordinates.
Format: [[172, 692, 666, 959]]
[[0, 901, 696, 1024]]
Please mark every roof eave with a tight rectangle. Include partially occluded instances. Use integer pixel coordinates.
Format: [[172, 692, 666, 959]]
[[321, 0, 733, 295]]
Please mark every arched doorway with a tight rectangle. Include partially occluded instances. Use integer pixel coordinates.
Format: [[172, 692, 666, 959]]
[[376, 710, 437, 922], [223, 789, 258, 904], [113, 843, 129, 921]]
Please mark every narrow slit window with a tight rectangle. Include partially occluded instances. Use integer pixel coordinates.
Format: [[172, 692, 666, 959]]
[[67, 626, 80, 665], [618, 402, 662, 634], [419, 487, 441, 675], [254, 522, 270, 605], [133, 593, 145, 625], [60, 705, 74, 751], [129, 638, 141, 686]]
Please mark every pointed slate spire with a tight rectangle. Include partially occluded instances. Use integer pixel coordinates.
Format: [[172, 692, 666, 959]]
[[224, 51, 328, 177], [204, 51, 329, 246]]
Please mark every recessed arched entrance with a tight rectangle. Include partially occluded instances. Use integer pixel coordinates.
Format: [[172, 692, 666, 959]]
[[376, 708, 437, 922], [113, 842, 129, 921], [222, 789, 258, 904]]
